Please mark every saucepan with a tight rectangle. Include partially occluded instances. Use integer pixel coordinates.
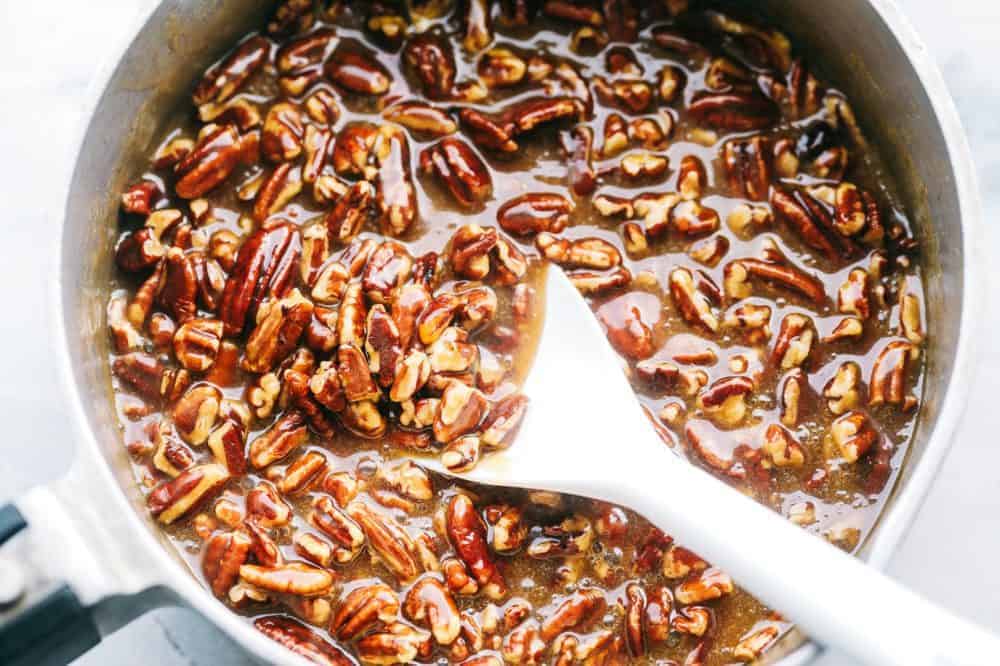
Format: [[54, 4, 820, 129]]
[[0, 0, 982, 664]]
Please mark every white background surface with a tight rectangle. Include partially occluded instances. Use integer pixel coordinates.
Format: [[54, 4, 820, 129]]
[[0, 1, 996, 663]]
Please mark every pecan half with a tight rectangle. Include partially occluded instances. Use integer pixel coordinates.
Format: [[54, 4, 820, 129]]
[[497, 193, 572, 236], [249, 411, 308, 468], [383, 101, 457, 137], [172, 384, 222, 445], [723, 136, 771, 201], [725, 255, 826, 305], [420, 138, 493, 208], [261, 102, 304, 163], [193, 36, 270, 108], [277, 29, 336, 96], [697, 376, 754, 427], [446, 494, 506, 599], [403, 34, 457, 99], [404, 575, 462, 645], [762, 423, 805, 467], [373, 125, 419, 236], [172, 317, 222, 371], [207, 398, 250, 471], [243, 290, 314, 373], [246, 482, 291, 528], [540, 588, 605, 641], [596, 291, 659, 360], [332, 122, 378, 178], [771, 313, 815, 369], [175, 125, 242, 199], [669, 267, 719, 333], [240, 562, 334, 596], [148, 463, 229, 525], [363, 240, 413, 304], [689, 92, 779, 131], [478, 48, 526, 88], [331, 583, 400, 640], [357, 622, 432, 664], [255, 616, 356, 666], [434, 381, 489, 443], [536, 233, 621, 270], [325, 49, 392, 95], [326, 180, 374, 244], [830, 410, 879, 463], [310, 495, 366, 564], [348, 500, 424, 583], [869, 340, 918, 408], [219, 221, 301, 336], [203, 529, 251, 597]]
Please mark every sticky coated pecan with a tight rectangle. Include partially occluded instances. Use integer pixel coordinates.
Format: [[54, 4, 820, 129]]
[[172, 384, 221, 445], [771, 188, 858, 260], [688, 92, 779, 131], [771, 313, 815, 370], [669, 267, 719, 333], [373, 125, 419, 236], [244, 291, 314, 374], [331, 583, 400, 640], [348, 500, 424, 583], [596, 291, 659, 360], [276, 29, 336, 96], [325, 49, 392, 95], [404, 575, 462, 645], [249, 411, 308, 468], [869, 340, 918, 408], [383, 101, 457, 137], [403, 34, 457, 100], [502, 96, 586, 136], [357, 622, 432, 664], [148, 463, 229, 525], [202, 529, 251, 597], [725, 255, 826, 305], [246, 482, 291, 528], [240, 561, 334, 596], [254, 616, 356, 666], [830, 410, 879, 463], [723, 136, 771, 201], [762, 423, 805, 467], [193, 36, 270, 107], [219, 221, 301, 336], [420, 138, 493, 208], [310, 495, 365, 563], [332, 122, 378, 178], [536, 233, 621, 270], [434, 381, 489, 443], [497, 193, 572, 236], [540, 588, 605, 641], [175, 125, 242, 199], [260, 104, 303, 166], [446, 494, 506, 599]]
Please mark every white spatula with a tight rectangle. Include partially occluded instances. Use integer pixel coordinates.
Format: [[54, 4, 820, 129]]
[[424, 267, 999, 666]]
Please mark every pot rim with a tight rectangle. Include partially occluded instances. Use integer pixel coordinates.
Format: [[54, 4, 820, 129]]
[[51, 0, 983, 664]]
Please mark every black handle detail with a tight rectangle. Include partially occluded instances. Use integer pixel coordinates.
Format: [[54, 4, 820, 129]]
[[0, 503, 27, 546], [0, 584, 100, 666], [0, 502, 177, 664]]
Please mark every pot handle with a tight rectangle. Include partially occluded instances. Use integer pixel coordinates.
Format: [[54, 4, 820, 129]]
[[0, 454, 176, 665]]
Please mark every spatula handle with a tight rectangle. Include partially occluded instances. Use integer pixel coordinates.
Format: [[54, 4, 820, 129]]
[[592, 440, 1000, 666]]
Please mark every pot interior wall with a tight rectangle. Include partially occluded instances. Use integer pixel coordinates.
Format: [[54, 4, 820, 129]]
[[61, 1, 964, 663]]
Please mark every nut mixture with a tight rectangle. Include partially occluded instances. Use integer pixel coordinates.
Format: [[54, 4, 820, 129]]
[[107, 1, 926, 664]]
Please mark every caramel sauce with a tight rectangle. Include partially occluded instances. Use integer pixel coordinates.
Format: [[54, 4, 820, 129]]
[[108, 2, 925, 663]]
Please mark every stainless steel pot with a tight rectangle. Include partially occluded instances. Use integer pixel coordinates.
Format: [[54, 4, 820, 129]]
[[0, 0, 982, 664]]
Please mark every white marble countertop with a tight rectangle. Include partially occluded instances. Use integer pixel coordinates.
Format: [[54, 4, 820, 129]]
[[0, 1, 997, 664]]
